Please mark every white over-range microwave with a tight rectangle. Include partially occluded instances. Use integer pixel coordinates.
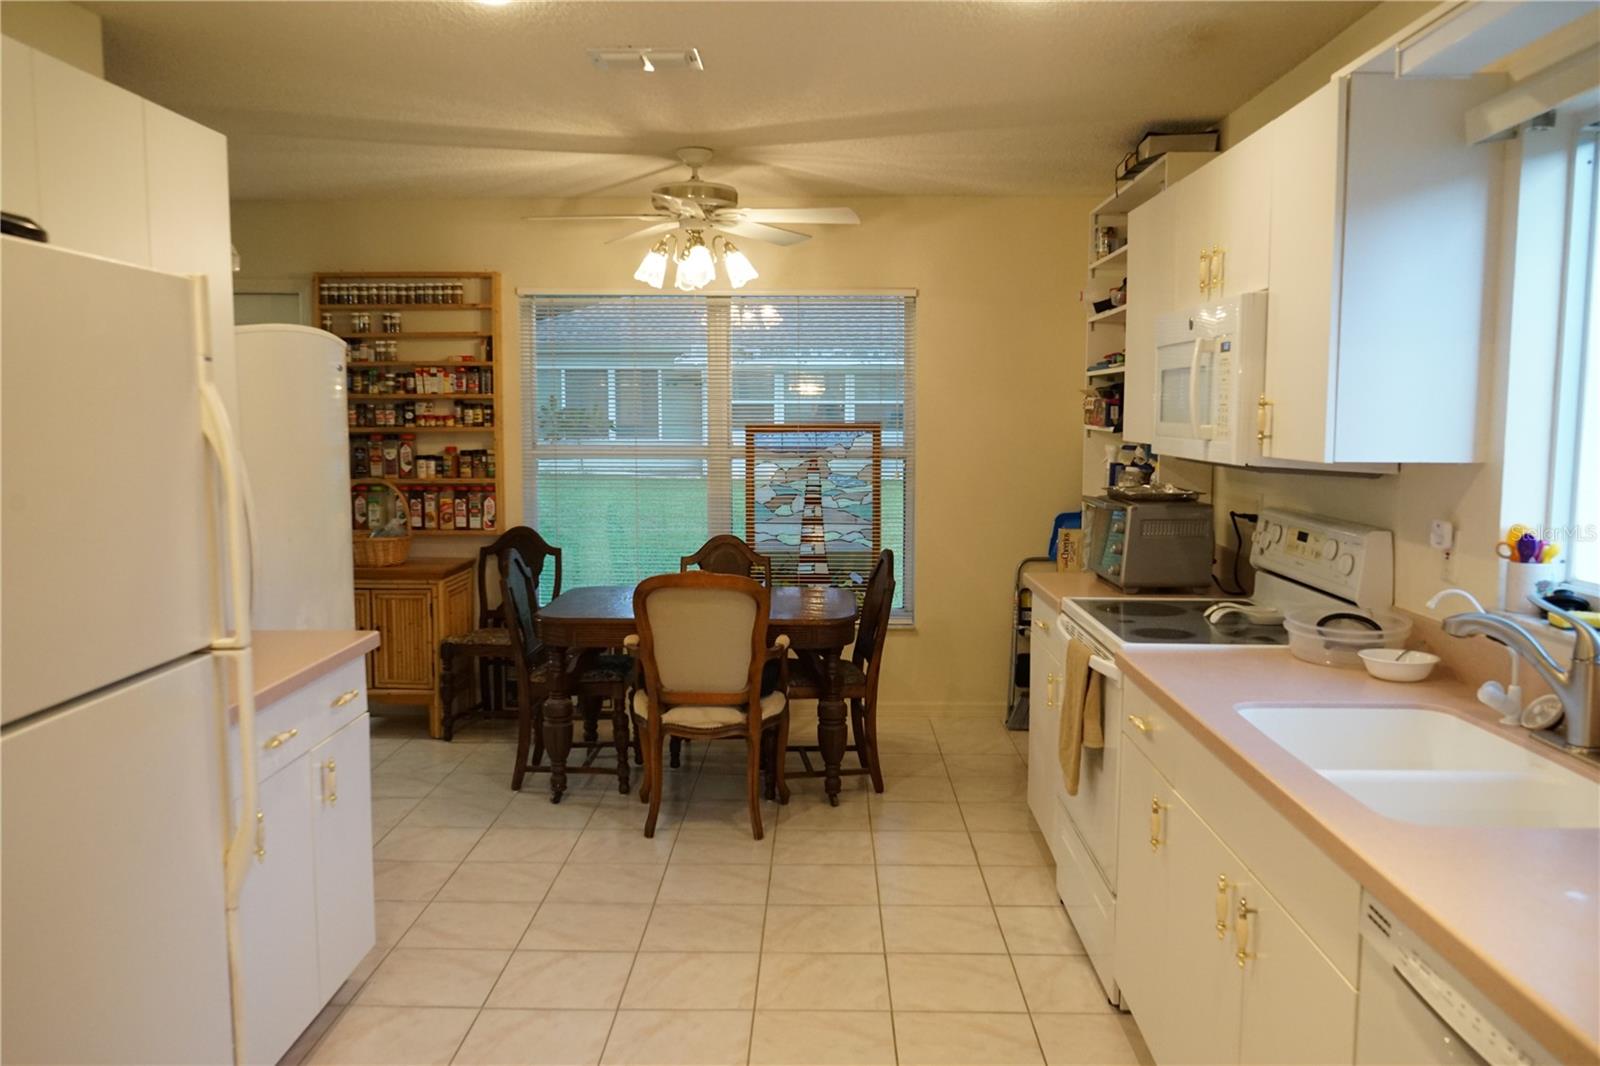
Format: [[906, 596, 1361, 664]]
[[1152, 291, 1269, 467]]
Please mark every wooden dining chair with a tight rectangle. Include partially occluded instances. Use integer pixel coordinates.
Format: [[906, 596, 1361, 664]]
[[626, 572, 791, 838], [681, 534, 773, 585], [501, 545, 633, 794], [786, 549, 895, 792], [669, 535, 775, 769], [438, 526, 560, 740]]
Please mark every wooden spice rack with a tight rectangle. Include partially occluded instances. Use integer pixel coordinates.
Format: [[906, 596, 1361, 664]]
[[319, 270, 503, 540]]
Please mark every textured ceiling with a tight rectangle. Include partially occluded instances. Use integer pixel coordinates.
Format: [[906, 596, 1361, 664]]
[[89, 1, 1374, 201]]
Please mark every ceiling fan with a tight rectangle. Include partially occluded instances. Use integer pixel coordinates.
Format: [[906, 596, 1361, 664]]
[[521, 146, 859, 289]]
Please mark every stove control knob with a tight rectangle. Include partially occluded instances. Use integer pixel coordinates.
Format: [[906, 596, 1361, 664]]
[[1111, 543, 1124, 555], [1109, 563, 1122, 577], [1320, 540, 1339, 562], [1112, 521, 1126, 535], [1336, 554, 1355, 577], [1262, 521, 1282, 546]]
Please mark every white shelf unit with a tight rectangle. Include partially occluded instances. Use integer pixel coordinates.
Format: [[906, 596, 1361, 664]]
[[1080, 151, 1215, 498]]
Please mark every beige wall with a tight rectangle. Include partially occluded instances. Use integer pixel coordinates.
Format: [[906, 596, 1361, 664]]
[[1219, 2, 1433, 148], [232, 195, 1095, 714], [0, 1, 101, 76]]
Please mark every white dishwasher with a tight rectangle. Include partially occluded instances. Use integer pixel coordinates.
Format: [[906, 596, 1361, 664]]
[[1356, 895, 1551, 1065]]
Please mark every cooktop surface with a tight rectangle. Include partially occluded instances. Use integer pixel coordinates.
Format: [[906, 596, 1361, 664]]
[[1070, 598, 1290, 646]]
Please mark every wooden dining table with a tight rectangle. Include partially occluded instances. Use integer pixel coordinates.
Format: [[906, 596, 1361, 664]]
[[534, 584, 860, 805]]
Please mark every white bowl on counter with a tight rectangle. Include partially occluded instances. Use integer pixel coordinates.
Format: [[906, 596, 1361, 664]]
[[1283, 606, 1412, 668], [1358, 648, 1440, 682]]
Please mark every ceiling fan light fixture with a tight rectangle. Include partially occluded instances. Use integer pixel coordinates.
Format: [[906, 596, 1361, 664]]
[[676, 230, 716, 290], [633, 237, 672, 289], [721, 240, 758, 289]]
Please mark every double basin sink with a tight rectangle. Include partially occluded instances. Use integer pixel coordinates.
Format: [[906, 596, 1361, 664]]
[[1238, 705, 1600, 829]]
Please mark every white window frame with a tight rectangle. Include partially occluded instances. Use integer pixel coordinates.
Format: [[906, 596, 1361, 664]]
[[519, 289, 917, 621], [1548, 112, 1599, 597]]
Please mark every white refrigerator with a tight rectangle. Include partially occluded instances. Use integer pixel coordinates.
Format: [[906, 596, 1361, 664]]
[[233, 324, 355, 631], [1, 237, 260, 1063]]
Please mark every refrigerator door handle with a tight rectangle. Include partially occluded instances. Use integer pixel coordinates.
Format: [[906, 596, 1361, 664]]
[[198, 359, 258, 1066]]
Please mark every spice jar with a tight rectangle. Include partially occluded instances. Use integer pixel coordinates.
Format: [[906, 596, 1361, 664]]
[[483, 488, 496, 531], [398, 434, 416, 477]]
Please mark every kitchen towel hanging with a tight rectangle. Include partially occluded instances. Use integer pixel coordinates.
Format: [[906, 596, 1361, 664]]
[[1059, 637, 1105, 796]]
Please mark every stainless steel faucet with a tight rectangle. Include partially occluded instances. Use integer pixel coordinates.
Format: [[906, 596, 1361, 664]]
[[1441, 594, 1600, 754]]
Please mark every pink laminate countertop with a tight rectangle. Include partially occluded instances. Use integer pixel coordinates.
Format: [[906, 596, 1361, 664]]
[[1117, 646, 1600, 1064], [251, 629, 379, 710], [1022, 568, 1128, 612]]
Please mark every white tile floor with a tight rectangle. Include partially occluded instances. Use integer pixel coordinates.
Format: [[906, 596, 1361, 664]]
[[281, 711, 1153, 1066]]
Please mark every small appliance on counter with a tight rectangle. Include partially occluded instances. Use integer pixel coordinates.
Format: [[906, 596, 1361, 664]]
[[1081, 494, 1213, 591]]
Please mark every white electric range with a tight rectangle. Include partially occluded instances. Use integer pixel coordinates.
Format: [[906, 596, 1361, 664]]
[[1045, 509, 1394, 1006]]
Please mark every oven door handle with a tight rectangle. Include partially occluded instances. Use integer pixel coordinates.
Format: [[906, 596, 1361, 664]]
[[1088, 655, 1121, 683], [1187, 337, 1203, 440]]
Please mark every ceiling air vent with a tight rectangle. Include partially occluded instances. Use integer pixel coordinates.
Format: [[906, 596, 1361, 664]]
[[589, 47, 703, 73]]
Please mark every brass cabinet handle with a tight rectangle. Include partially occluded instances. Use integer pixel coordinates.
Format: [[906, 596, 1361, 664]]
[[1127, 714, 1152, 735], [1149, 797, 1164, 852], [1046, 673, 1057, 710], [254, 810, 266, 862], [1256, 394, 1272, 445], [1210, 246, 1225, 294], [263, 728, 298, 750], [1034, 619, 1048, 631], [331, 689, 359, 708], [1199, 250, 1211, 294], [1236, 897, 1257, 967], [324, 758, 338, 806], [1215, 875, 1230, 939]]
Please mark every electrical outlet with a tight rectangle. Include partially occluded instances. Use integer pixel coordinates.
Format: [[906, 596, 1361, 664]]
[[1429, 519, 1455, 551]]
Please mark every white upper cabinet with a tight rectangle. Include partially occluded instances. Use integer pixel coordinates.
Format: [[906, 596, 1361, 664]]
[[1264, 74, 1500, 465], [2, 37, 41, 221], [1125, 73, 1500, 466], [28, 48, 150, 264]]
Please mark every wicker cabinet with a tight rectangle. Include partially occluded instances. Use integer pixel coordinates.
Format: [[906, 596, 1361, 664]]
[[353, 557, 474, 737]]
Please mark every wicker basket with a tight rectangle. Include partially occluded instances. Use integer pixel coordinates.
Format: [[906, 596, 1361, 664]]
[[352, 478, 412, 567]]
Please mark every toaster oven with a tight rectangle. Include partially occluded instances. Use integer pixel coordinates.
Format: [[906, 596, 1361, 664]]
[[1082, 496, 1215, 591]]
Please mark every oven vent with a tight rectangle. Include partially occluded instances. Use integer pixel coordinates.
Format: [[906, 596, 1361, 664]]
[[1142, 518, 1210, 538]]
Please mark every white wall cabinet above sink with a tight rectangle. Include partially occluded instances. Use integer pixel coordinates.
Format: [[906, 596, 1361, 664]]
[[1127, 73, 1502, 467]]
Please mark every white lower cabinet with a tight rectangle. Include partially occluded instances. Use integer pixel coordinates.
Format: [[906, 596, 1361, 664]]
[[312, 714, 378, 1002], [236, 664, 374, 1065], [238, 757, 322, 1066], [1116, 707, 1357, 1065], [1026, 601, 1065, 838]]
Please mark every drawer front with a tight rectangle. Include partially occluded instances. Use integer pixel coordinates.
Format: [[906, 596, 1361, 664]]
[[252, 659, 368, 780], [1120, 680, 1187, 785]]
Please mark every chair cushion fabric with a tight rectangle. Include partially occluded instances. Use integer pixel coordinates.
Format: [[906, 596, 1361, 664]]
[[441, 627, 513, 649], [639, 587, 756, 691], [786, 656, 867, 699], [632, 689, 786, 729]]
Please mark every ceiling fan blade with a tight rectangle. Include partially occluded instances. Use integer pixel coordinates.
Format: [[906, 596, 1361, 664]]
[[721, 207, 860, 225], [521, 214, 663, 222], [604, 220, 682, 245], [714, 221, 810, 247]]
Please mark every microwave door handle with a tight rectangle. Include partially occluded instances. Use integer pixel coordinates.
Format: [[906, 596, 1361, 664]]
[[1187, 337, 1203, 440]]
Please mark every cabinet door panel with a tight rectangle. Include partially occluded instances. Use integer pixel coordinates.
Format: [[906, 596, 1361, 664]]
[[1214, 129, 1272, 299], [1166, 799, 1244, 1066], [312, 714, 376, 1002], [1124, 194, 1172, 443], [1113, 743, 1175, 1060], [441, 570, 476, 638], [2, 39, 41, 222], [1264, 83, 1343, 463], [1027, 613, 1060, 833], [238, 758, 321, 1066], [369, 588, 433, 690], [1238, 884, 1357, 1065], [30, 49, 150, 264], [1169, 161, 1218, 309]]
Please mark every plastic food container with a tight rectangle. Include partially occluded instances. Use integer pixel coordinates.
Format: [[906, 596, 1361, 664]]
[[1283, 606, 1412, 668]]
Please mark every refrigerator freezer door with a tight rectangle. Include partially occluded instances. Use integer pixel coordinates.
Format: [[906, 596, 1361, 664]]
[[1, 237, 216, 724], [1, 653, 234, 1064], [233, 325, 355, 630]]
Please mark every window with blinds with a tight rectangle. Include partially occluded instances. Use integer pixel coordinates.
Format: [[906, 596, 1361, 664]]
[[521, 293, 915, 617]]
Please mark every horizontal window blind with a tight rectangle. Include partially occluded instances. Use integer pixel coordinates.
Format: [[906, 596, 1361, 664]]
[[521, 293, 915, 616]]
